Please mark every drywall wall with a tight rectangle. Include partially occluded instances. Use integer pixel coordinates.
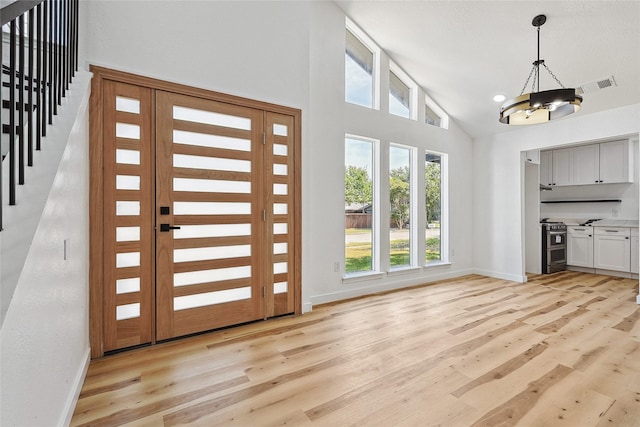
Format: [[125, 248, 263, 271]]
[[83, 0, 475, 312], [473, 103, 640, 281], [0, 73, 91, 426]]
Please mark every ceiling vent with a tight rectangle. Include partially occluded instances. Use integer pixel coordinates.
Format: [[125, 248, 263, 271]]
[[576, 76, 617, 95]]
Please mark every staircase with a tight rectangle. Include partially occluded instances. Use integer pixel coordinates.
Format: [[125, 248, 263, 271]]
[[1, 0, 79, 231]]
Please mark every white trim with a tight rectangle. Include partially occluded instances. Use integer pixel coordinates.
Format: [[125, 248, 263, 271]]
[[320, 269, 476, 306], [302, 302, 313, 313], [58, 347, 90, 427], [473, 268, 527, 283]]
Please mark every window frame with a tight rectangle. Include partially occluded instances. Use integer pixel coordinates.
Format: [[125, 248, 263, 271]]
[[344, 134, 380, 277], [425, 94, 449, 129], [345, 19, 381, 110], [389, 62, 417, 120], [389, 143, 417, 269], [424, 150, 449, 266]]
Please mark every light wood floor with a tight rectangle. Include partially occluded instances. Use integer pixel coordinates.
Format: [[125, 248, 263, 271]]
[[71, 272, 640, 426]]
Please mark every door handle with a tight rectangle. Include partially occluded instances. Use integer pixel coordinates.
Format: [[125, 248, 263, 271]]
[[160, 224, 181, 232]]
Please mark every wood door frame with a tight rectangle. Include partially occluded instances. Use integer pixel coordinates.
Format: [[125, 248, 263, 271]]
[[89, 66, 302, 359]]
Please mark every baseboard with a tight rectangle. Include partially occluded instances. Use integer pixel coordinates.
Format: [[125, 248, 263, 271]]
[[302, 302, 313, 313], [59, 347, 90, 427], [472, 269, 527, 283], [309, 268, 475, 307]]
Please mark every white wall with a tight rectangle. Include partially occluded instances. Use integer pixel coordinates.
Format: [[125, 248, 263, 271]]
[[473, 103, 640, 281], [0, 73, 92, 426], [83, 1, 475, 311]]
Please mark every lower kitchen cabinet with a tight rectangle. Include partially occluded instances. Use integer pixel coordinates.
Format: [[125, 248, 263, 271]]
[[593, 227, 631, 272], [567, 227, 593, 267]]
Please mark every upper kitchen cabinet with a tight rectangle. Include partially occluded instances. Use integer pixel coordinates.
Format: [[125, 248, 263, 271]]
[[599, 139, 632, 184], [540, 139, 633, 187], [571, 144, 599, 185]]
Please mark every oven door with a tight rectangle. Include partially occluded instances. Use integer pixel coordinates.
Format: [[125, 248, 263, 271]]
[[547, 245, 567, 266], [546, 230, 566, 248]]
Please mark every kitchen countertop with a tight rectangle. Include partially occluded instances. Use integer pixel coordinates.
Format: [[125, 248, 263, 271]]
[[591, 219, 639, 228]]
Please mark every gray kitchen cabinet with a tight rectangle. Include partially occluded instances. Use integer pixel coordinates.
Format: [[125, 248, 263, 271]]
[[540, 139, 632, 187], [594, 227, 631, 272], [567, 226, 593, 267], [631, 229, 639, 275]]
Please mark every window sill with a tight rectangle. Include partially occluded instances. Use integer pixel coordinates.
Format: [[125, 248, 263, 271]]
[[342, 271, 385, 284], [424, 261, 452, 269], [387, 266, 422, 276]]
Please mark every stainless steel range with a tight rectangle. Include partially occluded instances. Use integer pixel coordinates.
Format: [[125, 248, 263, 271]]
[[541, 221, 567, 274]]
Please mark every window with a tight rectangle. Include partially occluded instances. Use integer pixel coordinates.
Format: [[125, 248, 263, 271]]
[[389, 145, 413, 268], [425, 152, 447, 264], [345, 28, 375, 108], [425, 105, 441, 127], [389, 71, 411, 118], [345, 136, 377, 274], [425, 95, 449, 129]]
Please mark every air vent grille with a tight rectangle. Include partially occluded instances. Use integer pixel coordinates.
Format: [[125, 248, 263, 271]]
[[576, 76, 617, 95]]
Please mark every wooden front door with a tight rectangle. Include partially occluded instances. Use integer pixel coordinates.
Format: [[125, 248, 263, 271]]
[[91, 68, 301, 356]]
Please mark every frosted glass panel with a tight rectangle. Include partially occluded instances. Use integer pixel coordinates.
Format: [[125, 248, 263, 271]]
[[273, 144, 288, 156], [173, 178, 251, 193], [274, 203, 288, 215], [173, 154, 250, 173], [173, 130, 251, 152], [174, 202, 251, 215], [116, 277, 140, 294], [174, 287, 252, 311], [117, 252, 140, 268], [274, 262, 288, 274], [116, 123, 140, 139], [174, 266, 251, 287], [274, 242, 287, 255], [174, 245, 251, 263], [116, 201, 140, 216], [273, 164, 287, 176], [273, 184, 287, 195], [116, 149, 140, 165], [273, 124, 288, 136], [116, 97, 140, 114], [274, 282, 288, 294], [173, 106, 251, 130], [116, 226, 140, 242], [116, 303, 140, 320], [274, 223, 287, 234], [173, 224, 251, 239], [116, 175, 140, 190]]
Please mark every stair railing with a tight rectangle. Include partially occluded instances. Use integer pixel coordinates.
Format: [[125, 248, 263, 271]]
[[1, 0, 79, 231]]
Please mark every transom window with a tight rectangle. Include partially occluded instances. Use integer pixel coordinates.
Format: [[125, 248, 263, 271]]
[[345, 25, 377, 109]]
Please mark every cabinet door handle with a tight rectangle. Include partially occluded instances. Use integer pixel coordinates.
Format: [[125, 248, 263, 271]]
[[605, 230, 619, 233], [626, 237, 630, 240]]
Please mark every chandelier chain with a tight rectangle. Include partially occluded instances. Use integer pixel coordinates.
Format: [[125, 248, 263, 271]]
[[519, 65, 536, 96], [542, 63, 566, 89]]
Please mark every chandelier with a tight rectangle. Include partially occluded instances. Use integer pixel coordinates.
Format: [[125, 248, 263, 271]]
[[499, 14, 582, 125]]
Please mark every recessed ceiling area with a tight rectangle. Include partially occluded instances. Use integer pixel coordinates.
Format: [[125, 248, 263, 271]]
[[334, 1, 640, 139]]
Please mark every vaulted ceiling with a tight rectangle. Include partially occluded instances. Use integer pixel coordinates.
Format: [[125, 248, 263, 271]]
[[335, 1, 640, 139]]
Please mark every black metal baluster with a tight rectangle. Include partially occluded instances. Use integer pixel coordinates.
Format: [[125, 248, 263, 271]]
[[48, 0, 53, 124], [28, 8, 35, 166], [57, 0, 62, 107], [36, 2, 42, 149], [73, 0, 78, 74], [19, 14, 25, 185], [61, 0, 66, 96], [43, 0, 49, 132], [9, 20, 17, 204]]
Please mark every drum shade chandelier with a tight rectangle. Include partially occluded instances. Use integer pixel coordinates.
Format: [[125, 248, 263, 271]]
[[499, 14, 582, 125]]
